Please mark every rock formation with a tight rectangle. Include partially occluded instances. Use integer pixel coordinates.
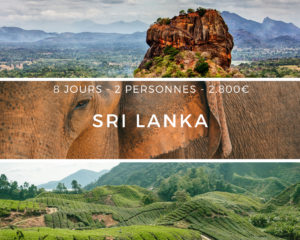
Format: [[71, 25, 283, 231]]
[[137, 9, 237, 77]]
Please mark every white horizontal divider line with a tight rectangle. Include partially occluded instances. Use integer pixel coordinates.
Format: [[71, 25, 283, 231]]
[[0, 78, 299, 81], [1, 159, 300, 162]]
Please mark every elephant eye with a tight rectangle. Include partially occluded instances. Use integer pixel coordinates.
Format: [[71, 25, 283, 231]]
[[75, 100, 89, 110]]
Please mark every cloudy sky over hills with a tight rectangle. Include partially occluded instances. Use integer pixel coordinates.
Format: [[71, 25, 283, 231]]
[[0, 0, 300, 30]]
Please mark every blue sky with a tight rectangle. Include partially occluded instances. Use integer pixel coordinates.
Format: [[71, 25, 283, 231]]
[[0, 0, 299, 30], [0, 160, 120, 186]]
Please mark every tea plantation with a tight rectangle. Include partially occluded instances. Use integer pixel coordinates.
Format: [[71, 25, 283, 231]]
[[2, 182, 299, 240], [35, 185, 154, 208]]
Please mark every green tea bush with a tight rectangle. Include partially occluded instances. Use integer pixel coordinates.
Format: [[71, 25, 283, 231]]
[[249, 214, 268, 227]]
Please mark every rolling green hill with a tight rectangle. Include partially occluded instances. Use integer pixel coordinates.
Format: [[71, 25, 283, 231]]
[[196, 191, 263, 214], [232, 174, 291, 200], [36, 185, 156, 208], [85, 163, 300, 195], [1, 195, 277, 240], [267, 182, 300, 206]]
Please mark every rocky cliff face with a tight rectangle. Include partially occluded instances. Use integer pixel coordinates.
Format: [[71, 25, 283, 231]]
[[139, 10, 234, 71]]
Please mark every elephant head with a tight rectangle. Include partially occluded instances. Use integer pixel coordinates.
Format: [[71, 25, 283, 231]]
[[0, 81, 231, 159]]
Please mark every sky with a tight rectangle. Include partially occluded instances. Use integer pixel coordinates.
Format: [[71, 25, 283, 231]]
[[0, 0, 300, 30], [0, 160, 120, 186]]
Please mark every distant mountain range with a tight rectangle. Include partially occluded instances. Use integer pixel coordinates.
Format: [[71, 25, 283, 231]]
[[37, 169, 109, 189], [1, 12, 300, 48], [69, 20, 149, 34], [221, 11, 300, 48], [0, 27, 58, 42]]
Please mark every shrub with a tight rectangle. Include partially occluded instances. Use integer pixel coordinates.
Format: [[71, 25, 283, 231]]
[[142, 194, 158, 205], [174, 71, 186, 78], [197, 7, 207, 16], [180, 63, 184, 69], [165, 18, 171, 25], [162, 73, 172, 78], [195, 52, 201, 59], [195, 62, 209, 75], [163, 46, 180, 61], [187, 8, 195, 13], [186, 69, 196, 77], [249, 214, 268, 227], [259, 204, 277, 213], [153, 56, 163, 66], [145, 61, 153, 70], [157, 18, 162, 22], [133, 68, 140, 75]]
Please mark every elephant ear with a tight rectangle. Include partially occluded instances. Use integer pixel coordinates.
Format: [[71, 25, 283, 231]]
[[205, 81, 232, 158], [119, 81, 231, 159]]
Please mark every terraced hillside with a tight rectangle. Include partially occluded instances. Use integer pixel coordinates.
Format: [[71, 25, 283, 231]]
[[157, 198, 276, 240], [197, 191, 263, 214], [36, 185, 155, 208], [30, 197, 173, 229], [267, 182, 300, 206], [0, 199, 47, 229], [1, 188, 279, 240], [232, 174, 291, 200]]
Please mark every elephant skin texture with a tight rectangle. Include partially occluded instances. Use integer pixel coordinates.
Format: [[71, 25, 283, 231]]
[[0, 81, 299, 159]]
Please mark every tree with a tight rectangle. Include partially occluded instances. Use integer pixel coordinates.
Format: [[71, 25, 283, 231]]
[[179, 10, 186, 15], [28, 184, 37, 198], [62, 183, 68, 193], [71, 180, 79, 193], [172, 190, 190, 203], [194, 62, 209, 75], [142, 194, 158, 205], [56, 182, 64, 193], [23, 182, 29, 189], [0, 174, 9, 190], [187, 8, 195, 13]]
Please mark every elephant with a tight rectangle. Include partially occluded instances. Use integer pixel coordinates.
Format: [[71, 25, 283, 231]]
[[0, 81, 299, 159]]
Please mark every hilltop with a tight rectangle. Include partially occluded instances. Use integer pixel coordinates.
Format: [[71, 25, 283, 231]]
[[85, 163, 300, 200], [36, 185, 157, 208], [134, 8, 243, 78]]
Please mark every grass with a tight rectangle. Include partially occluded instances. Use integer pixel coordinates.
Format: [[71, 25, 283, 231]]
[[0, 225, 202, 240]]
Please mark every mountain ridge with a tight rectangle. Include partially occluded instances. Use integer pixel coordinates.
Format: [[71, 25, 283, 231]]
[[37, 169, 109, 189]]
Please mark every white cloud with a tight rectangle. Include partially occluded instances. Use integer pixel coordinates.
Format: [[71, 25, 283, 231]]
[[0, 0, 300, 29]]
